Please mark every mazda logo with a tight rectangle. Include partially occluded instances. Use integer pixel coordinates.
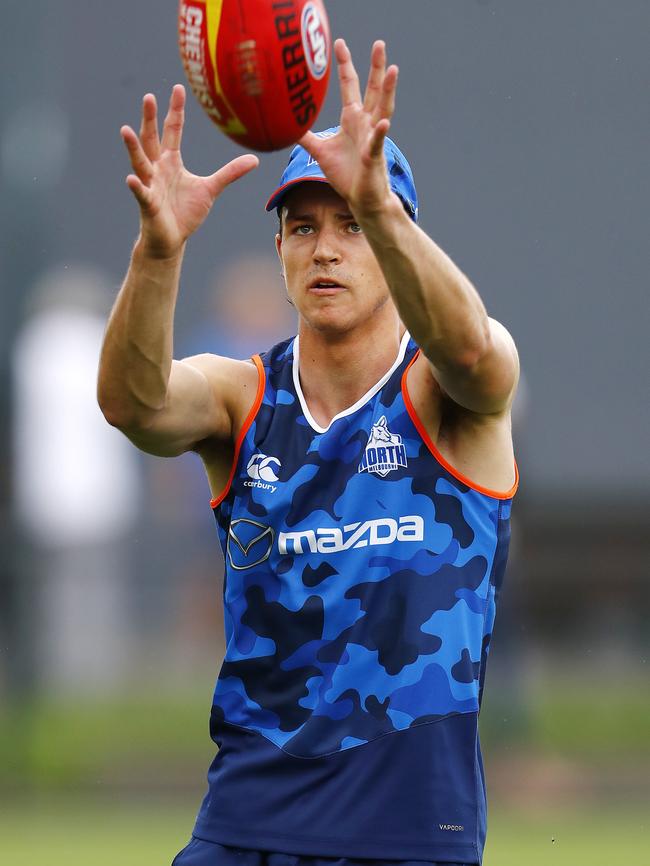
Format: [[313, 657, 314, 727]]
[[227, 519, 274, 571]]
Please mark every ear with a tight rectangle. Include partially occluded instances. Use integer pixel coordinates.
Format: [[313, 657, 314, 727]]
[[275, 233, 283, 271]]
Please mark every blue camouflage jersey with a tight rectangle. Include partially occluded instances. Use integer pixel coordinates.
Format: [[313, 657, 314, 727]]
[[193, 331, 518, 864]]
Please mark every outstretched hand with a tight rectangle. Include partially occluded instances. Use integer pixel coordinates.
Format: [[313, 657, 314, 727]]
[[298, 39, 398, 219], [120, 84, 259, 258]]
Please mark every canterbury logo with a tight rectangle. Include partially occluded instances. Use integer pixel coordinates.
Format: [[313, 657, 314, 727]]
[[279, 515, 423, 555], [245, 453, 281, 493], [247, 453, 281, 482]]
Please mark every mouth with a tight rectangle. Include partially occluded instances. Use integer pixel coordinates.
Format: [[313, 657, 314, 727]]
[[308, 278, 346, 295]]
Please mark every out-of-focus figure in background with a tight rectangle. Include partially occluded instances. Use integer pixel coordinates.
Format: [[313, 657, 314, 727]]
[[11, 264, 140, 694], [7, 255, 294, 698], [180, 254, 296, 360]]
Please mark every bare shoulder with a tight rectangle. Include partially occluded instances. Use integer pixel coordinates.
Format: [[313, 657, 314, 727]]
[[405, 341, 518, 496], [180, 353, 263, 501], [121, 352, 262, 461], [180, 352, 261, 435]]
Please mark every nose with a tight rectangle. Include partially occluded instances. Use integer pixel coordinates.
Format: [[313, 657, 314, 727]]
[[312, 226, 342, 265]]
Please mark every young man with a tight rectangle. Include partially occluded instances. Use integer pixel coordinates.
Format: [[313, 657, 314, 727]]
[[99, 39, 518, 866]]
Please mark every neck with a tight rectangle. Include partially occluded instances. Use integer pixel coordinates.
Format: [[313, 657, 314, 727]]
[[296, 315, 406, 429]]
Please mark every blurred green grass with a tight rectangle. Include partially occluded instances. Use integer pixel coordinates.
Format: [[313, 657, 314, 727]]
[[0, 677, 648, 864], [0, 693, 212, 789], [1, 675, 648, 788], [0, 800, 647, 866]]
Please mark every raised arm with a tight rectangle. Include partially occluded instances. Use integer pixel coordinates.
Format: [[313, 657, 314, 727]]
[[97, 85, 259, 456], [298, 40, 519, 416]]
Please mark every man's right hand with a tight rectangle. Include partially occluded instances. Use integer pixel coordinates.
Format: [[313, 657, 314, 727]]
[[120, 84, 258, 258], [100, 84, 261, 475]]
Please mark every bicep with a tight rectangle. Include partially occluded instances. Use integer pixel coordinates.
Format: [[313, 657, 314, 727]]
[[120, 354, 237, 457], [432, 318, 520, 415]]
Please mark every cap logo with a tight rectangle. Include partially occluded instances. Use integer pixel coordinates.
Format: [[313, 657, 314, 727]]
[[301, 3, 329, 80], [304, 130, 335, 169]]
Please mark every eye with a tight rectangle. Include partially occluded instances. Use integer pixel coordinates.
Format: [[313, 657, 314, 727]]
[[347, 222, 363, 234], [294, 224, 314, 235]]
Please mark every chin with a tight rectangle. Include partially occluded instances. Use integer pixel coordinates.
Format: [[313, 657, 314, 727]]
[[306, 316, 351, 336], [302, 307, 371, 338]]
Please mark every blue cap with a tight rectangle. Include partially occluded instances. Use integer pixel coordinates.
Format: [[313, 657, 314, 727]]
[[265, 126, 418, 222]]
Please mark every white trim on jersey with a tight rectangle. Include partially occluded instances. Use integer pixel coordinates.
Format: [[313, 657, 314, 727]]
[[292, 330, 411, 434]]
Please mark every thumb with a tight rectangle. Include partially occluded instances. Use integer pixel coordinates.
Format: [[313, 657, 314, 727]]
[[297, 130, 322, 161], [368, 119, 390, 161], [126, 174, 155, 213], [205, 153, 259, 199]]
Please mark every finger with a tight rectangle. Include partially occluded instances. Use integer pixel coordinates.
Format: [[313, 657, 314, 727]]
[[205, 154, 259, 199], [297, 130, 323, 162], [335, 38, 362, 107], [120, 125, 153, 183], [373, 64, 398, 124], [139, 93, 161, 161], [125, 173, 154, 212], [368, 119, 390, 160], [363, 41, 386, 115], [161, 84, 186, 152]]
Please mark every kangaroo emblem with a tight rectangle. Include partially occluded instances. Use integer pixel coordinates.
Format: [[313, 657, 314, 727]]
[[358, 416, 408, 477]]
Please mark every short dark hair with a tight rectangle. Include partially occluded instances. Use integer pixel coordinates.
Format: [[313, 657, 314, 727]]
[[277, 205, 288, 235]]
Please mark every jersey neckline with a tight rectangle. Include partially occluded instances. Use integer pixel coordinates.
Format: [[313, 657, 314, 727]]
[[292, 331, 412, 434]]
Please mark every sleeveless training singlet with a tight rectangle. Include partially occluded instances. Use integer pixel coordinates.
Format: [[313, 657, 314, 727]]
[[192, 332, 518, 865]]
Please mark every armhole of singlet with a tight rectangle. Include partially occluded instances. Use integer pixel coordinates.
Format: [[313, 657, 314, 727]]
[[210, 354, 266, 509], [401, 350, 519, 501]]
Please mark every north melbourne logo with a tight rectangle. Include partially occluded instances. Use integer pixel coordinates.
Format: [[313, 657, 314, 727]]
[[358, 416, 408, 477], [245, 453, 281, 493]]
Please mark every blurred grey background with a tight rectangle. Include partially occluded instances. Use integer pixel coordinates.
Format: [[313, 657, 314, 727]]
[[0, 1, 648, 863]]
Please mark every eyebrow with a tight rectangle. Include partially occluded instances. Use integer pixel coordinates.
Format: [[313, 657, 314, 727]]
[[285, 211, 355, 222]]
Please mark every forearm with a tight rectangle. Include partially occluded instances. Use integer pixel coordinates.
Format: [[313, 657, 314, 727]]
[[97, 238, 186, 427], [359, 194, 490, 370]]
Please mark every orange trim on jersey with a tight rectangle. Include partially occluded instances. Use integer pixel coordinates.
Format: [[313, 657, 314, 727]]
[[210, 355, 266, 509], [401, 350, 519, 500]]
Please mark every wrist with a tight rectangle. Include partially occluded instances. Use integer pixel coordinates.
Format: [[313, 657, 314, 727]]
[[355, 191, 410, 234], [133, 234, 186, 265]]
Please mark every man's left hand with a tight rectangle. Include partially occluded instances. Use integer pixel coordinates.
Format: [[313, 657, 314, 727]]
[[298, 39, 399, 220]]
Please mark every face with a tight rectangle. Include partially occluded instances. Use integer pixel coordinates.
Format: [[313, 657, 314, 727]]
[[276, 182, 394, 335]]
